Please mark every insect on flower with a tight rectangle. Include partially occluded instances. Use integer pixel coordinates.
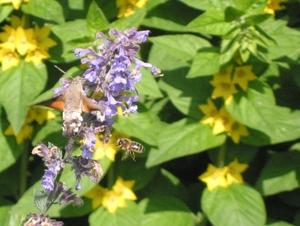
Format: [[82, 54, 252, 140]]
[[34, 69, 105, 138], [116, 138, 145, 161]]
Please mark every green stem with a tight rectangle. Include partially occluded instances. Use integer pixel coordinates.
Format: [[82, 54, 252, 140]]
[[107, 164, 114, 189], [217, 140, 227, 168], [19, 141, 30, 198]]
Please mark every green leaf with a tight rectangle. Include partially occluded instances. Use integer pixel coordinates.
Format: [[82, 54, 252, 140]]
[[22, 0, 64, 24], [89, 201, 141, 226], [51, 20, 91, 60], [33, 190, 49, 213], [113, 158, 158, 191], [114, 112, 166, 146], [266, 221, 294, 226], [0, 198, 13, 226], [149, 35, 211, 62], [86, 1, 109, 34], [138, 196, 194, 226], [185, 10, 232, 36], [220, 38, 241, 65], [178, 0, 268, 12], [146, 119, 226, 167], [208, 141, 258, 166], [255, 152, 300, 196], [202, 184, 266, 226], [142, 1, 199, 32], [0, 62, 47, 134], [148, 44, 189, 72], [244, 13, 271, 25], [0, 4, 13, 23], [140, 168, 189, 203], [260, 19, 300, 62], [226, 80, 300, 144], [52, 20, 90, 41], [11, 162, 110, 218], [109, 8, 146, 30], [231, 0, 268, 12], [159, 70, 212, 118], [177, 0, 227, 11], [225, 6, 245, 22], [32, 115, 67, 147], [187, 47, 220, 77], [135, 68, 163, 98], [0, 107, 23, 172]]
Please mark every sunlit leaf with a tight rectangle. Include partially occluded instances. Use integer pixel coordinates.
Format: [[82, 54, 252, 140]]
[[0, 62, 47, 134], [202, 183, 266, 226], [86, 1, 109, 34], [138, 196, 194, 226], [255, 152, 300, 196], [89, 201, 141, 226], [185, 10, 231, 35], [147, 119, 226, 167], [226, 80, 300, 144], [22, 0, 64, 24]]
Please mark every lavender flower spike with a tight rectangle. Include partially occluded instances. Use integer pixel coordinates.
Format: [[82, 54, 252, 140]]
[[32, 143, 65, 191]]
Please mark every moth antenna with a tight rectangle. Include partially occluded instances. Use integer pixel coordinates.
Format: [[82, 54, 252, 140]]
[[54, 65, 74, 79]]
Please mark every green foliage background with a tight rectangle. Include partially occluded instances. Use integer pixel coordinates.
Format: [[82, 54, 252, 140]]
[[1, 0, 300, 225]]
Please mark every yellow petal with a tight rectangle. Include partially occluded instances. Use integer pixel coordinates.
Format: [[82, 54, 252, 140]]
[[199, 164, 229, 191], [84, 185, 107, 209]]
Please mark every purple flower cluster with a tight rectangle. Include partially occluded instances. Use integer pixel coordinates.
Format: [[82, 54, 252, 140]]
[[73, 27, 155, 124], [22, 213, 64, 226], [32, 143, 65, 191], [68, 156, 103, 190], [58, 27, 160, 162]]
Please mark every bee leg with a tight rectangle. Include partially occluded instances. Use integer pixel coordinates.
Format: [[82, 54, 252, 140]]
[[130, 150, 136, 161]]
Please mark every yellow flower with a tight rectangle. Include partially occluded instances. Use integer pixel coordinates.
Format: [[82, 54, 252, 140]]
[[26, 107, 56, 125], [84, 185, 107, 209], [93, 135, 118, 161], [33, 24, 57, 50], [211, 65, 233, 83], [0, 25, 16, 51], [93, 131, 126, 161], [264, 0, 287, 15], [0, 0, 29, 10], [11, 15, 26, 28], [213, 107, 234, 135], [226, 158, 248, 185], [116, 0, 148, 18], [25, 47, 50, 65], [227, 120, 249, 143], [14, 27, 36, 56], [85, 177, 137, 213], [102, 190, 127, 213], [210, 79, 237, 101], [0, 48, 19, 70], [4, 107, 56, 144], [4, 124, 33, 144], [232, 65, 257, 91], [112, 177, 137, 200], [199, 98, 219, 126], [199, 164, 229, 191]]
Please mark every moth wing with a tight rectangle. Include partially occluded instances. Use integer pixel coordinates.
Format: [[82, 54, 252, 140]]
[[32, 94, 65, 111], [81, 95, 105, 112]]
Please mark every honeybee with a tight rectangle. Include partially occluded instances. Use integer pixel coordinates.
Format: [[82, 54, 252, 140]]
[[116, 138, 145, 161]]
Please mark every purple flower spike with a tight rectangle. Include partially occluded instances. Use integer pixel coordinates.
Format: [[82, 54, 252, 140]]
[[32, 143, 65, 191]]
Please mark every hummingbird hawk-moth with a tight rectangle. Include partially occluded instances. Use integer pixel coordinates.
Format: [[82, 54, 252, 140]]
[[37, 76, 104, 137]]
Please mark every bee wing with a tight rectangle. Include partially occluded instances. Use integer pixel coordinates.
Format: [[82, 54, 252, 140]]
[[121, 150, 130, 161]]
